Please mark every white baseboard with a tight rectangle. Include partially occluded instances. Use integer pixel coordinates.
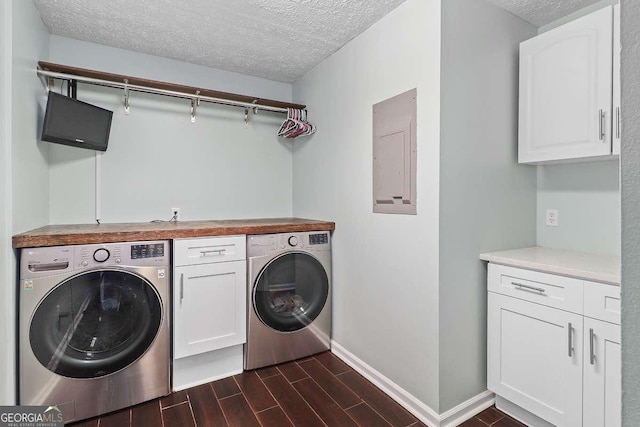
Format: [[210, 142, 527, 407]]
[[331, 340, 495, 427], [439, 390, 495, 427]]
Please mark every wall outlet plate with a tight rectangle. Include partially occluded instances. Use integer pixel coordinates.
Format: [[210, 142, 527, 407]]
[[546, 209, 559, 227], [171, 208, 180, 221]]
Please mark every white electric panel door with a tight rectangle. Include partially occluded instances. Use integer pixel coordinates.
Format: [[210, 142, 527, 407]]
[[519, 6, 613, 163], [373, 89, 417, 214]]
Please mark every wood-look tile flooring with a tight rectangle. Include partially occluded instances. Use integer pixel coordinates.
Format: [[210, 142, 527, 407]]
[[459, 406, 525, 427], [70, 352, 523, 427]]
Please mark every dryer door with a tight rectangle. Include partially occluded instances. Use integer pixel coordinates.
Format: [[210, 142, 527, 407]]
[[29, 269, 162, 378], [253, 252, 329, 332]]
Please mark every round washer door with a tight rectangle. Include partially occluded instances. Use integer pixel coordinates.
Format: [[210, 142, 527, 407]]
[[29, 269, 162, 379], [254, 252, 329, 332]]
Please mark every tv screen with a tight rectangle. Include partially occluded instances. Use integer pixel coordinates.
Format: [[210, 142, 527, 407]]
[[41, 92, 113, 152]]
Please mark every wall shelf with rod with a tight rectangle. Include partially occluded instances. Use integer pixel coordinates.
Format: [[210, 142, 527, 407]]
[[36, 61, 307, 115]]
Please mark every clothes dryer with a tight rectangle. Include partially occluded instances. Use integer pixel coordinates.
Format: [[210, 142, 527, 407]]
[[245, 231, 331, 370]]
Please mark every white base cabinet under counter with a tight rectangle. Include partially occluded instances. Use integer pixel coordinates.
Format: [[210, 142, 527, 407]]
[[172, 235, 247, 391], [483, 255, 621, 427]]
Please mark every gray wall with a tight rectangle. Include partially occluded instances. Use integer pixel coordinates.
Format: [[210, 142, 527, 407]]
[[621, 1, 640, 425], [12, 0, 50, 234], [537, 161, 620, 256], [1, 0, 51, 405], [293, 0, 443, 410], [0, 0, 12, 406], [47, 37, 294, 224], [439, 0, 537, 412]]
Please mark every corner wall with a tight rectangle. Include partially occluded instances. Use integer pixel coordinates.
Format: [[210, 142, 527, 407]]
[[439, 0, 537, 412], [620, 0, 640, 425], [0, 0, 13, 406], [47, 37, 295, 224], [292, 0, 442, 410]]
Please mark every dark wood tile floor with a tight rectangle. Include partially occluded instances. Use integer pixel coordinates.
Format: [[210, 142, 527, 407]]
[[460, 406, 526, 427], [70, 352, 524, 427]]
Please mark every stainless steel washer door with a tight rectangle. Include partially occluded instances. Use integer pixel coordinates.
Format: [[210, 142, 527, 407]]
[[253, 252, 329, 332], [29, 269, 163, 379]]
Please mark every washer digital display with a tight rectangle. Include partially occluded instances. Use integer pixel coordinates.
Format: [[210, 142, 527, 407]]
[[131, 244, 164, 259]]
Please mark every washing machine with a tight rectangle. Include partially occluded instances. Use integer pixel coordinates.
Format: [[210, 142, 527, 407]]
[[19, 241, 171, 423], [245, 231, 331, 370]]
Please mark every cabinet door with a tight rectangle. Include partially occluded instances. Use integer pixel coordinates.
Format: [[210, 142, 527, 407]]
[[612, 4, 621, 155], [488, 293, 583, 426], [174, 261, 246, 359], [519, 6, 613, 164], [583, 318, 621, 427]]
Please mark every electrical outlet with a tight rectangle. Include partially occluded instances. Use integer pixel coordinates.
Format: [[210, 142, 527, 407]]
[[171, 208, 180, 221], [546, 209, 559, 227]]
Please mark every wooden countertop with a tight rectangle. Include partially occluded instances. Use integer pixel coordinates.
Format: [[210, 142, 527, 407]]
[[480, 246, 620, 285], [12, 218, 335, 248]]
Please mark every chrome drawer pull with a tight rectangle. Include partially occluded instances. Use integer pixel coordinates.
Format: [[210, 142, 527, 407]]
[[590, 328, 597, 365], [512, 282, 546, 294], [200, 249, 227, 256], [568, 323, 574, 358]]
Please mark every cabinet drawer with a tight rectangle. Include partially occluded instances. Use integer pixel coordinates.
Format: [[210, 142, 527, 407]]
[[488, 264, 583, 314], [174, 236, 246, 266], [584, 281, 620, 325]]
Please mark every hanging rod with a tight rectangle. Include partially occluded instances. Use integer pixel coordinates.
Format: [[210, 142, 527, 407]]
[[36, 61, 306, 114]]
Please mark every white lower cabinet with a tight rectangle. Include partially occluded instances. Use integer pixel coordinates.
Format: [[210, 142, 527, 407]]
[[583, 318, 621, 427], [172, 235, 247, 390], [487, 263, 620, 427], [488, 293, 583, 426], [174, 261, 246, 359]]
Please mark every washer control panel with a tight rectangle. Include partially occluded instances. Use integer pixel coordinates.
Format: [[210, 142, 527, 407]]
[[20, 241, 170, 279]]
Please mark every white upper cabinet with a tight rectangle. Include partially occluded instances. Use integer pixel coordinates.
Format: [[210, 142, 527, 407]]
[[519, 6, 615, 164]]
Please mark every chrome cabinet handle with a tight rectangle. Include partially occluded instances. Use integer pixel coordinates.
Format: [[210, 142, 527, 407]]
[[200, 249, 226, 256], [616, 107, 621, 139], [590, 328, 596, 365], [512, 282, 546, 294], [180, 273, 184, 303], [568, 323, 574, 357], [188, 274, 222, 280], [599, 109, 606, 141]]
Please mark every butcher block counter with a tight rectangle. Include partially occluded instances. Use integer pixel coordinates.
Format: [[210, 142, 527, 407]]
[[12, 218, 335, 248]]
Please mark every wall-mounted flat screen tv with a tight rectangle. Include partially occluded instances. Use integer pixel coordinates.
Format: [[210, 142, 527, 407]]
[[41, 92, 113, 152]]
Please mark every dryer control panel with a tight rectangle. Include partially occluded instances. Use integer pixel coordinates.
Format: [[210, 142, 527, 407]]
[[247, 231, 330, 258]]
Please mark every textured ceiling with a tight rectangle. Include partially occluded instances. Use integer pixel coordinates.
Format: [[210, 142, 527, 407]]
[[484, 0, 603, 27], [33, 0, 408, 83]]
